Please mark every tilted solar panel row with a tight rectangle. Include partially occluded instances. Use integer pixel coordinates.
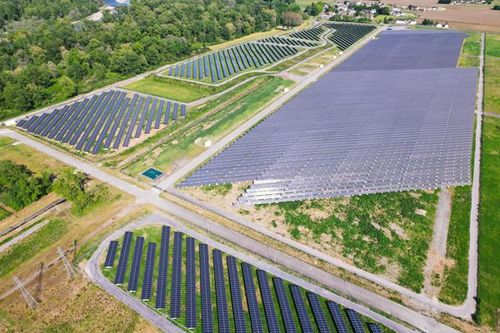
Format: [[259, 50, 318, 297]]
[[199, 243, 213, 333], [114, 231, 133, 285], [170, 231, 183, 318], [213, 249, 230, 333], [324, 22, 376, 50], [16, 90, 187, 154], [155, 226, 170, 309], [186, 237, 197, 328], [289, 26, 326, 41], [127, 236, 144, 292], [141, 242, 156, 301], [104, 240, 118, 268], [227, 256, 247, 333]]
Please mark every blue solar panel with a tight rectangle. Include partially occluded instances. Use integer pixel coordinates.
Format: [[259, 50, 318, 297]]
[[163, 101, 171, 125], [135, 96, 151, 138], [141, 242, 156, 300], [327, 302, 349, 333], [256, 270, 280, 333], [213, 249, 230, 333], [155, 226, 170, 309], [170, 232, 183, 318], [172, 103, 178, 121], [114, 231, 133, 285], [345, 308, 366, 333], [199, 243, 213, 333], [290, 285, 313, 333], [368, 323, 382, 333], [104, 240, 118, 268], [226, 256, 247, 333], [145, 98, 158, 134], [113, 95, 138, 149], [122, 96, 143, 147], [273, 277, 297, 333], [307, 292, 330, 333], [186, 237, 196, 329], [154, 100, 164, 130], [242, 263, 263, 333], [127, 236, 144, 292]]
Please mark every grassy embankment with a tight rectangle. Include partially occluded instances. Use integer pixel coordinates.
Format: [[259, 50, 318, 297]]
[[124, 76, 293, 176], [476, 33, 500, 328], [438, 31, 481, 304]]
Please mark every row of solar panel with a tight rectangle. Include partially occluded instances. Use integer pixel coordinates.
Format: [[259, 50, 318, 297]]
[[324, 22, 376, 50], [289, 26, 326, 41], [16, 90, 186, 154], [258, 36, 319, 48], [104, 227, 384, 332], [166, 42, 299, 82]]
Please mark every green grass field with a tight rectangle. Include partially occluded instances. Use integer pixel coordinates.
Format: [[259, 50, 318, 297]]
[[458, 32, 481, 67], [102, 225, 392, 333], [438, 186, 471, 304], [484, 34, 500, 114], [258, 190, 438, 292], [125, 77, 293, 176], [476, 116, 500, 327]]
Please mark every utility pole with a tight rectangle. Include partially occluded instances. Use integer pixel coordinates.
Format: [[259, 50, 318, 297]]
[[13, 276, 38, 310], [57, 247, 75, 279], [35, 262, 44, 302]]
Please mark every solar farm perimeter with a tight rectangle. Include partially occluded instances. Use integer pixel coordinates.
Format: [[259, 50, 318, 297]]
[[102, 224, 387, 333], [180, 30, 478, 205]]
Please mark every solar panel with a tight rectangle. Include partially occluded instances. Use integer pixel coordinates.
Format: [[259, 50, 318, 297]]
[[307, 292, 330, 333], [241, 263, 263, 333], [345, 308, 366, 333], [273, 277, 297, 333], [186, 237, 196, 329], [127, 236, 144, 292], [104, 240, 118, 268], [256, 270, 280, 333], [155, 226, 170, 309], [141, 242, 156, 301], [327, 302, 349, 333], [199, 243, 213, 333], [170, 232, 183, 318], [226, 256, 247, 333], [290, 285, 313, 333], [213, 249, 230, 333], [114, 231, 133, 285], [368, 323, 383, 333]]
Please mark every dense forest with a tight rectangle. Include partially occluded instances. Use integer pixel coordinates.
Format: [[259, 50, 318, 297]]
[[0, 0, 301, 120]]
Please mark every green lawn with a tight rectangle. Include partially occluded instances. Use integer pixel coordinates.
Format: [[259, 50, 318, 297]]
[[438, 186, 471, 304], [124, 76, 216, 103], [476, 117, 500, 327], [0, 219, 68, 278], [259, 190, 438, 292], [458, 32, 481, 67], [484, 34, 500, 114]]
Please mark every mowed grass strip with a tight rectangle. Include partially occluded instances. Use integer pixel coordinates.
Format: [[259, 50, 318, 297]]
[[458, 32, 481, 67], [484, 34, 500, 114], [0, 219, 68, 278], [476, 116, 500, 327], [438, 186, 471, 304]]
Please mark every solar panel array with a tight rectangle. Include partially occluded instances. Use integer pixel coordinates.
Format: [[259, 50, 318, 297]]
[[335, 30, 467, 71], [289, 26, 326, 41], [179, 30, 477, 205], [114, 231, 132, 285], [258, 36, 319, 48], [323, 22, 376, 50], [106, 228, 386, 332], [166, 42, 300, 83], [16, 90, 186, 154]]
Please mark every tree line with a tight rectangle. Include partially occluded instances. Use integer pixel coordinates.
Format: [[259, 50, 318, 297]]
[[0, 0, 300, 121]]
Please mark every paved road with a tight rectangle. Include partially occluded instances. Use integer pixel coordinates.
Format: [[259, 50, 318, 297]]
[[156, 27, 382, 189], [0, 127, 458, 333], [86, 214, 415, 333]]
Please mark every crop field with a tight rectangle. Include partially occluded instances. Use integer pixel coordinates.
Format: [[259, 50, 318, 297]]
[[185, 185, 438, 292], [123, 77, 293, 177], [102, 224, 390, 333]]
